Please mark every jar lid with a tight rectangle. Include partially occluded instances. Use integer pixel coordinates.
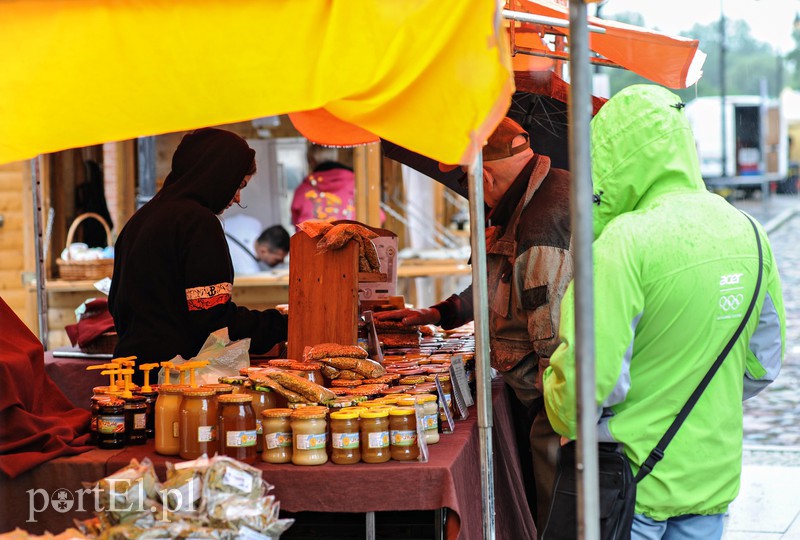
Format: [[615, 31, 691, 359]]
[[425, 374, 450, 382], [182, 388, 215, 397], [92, 386, 112, 395], [134, 389, 159, 397], [291, 407, 327, 420], [159, 384, 190, 395], [389, 407, 416, 416], [262, 407, 293, 418], [399, 376, 427, 385], [218, 376, 247, 385], [91, 395, 112, 403], [414, 394, 437, 403], [359, 408, 389, 419], [371, 405, 396, 412], [124, 395, 146, 403], [218, 393, 253, 403], [396, 397, 418, 407], [99, 398, 125, 408], [201, 383, 234, 394], [330, 411, 360, 420], [376, 396, 401, 405]]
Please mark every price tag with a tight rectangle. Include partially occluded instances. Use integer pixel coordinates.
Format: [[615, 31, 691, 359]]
[[449, 354, 474, 408], [435, 375, 455, 434]]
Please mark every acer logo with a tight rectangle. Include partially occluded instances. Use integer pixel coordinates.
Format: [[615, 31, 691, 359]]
[[720, 273, 744, 286]]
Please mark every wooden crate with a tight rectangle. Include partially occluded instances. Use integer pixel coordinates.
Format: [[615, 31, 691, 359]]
[[286, 232, 359, 359]]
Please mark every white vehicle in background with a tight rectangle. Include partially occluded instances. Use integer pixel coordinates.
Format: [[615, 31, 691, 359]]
[[684, 94, 788, 196]]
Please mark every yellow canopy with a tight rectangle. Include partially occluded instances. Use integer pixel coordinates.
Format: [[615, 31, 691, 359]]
[[0, 0, 514, 166]]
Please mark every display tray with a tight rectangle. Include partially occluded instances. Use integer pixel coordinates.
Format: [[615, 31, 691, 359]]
[[51, 345, 113, 359]]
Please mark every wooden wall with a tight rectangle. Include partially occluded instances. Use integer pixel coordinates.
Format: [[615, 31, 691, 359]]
[[0, 160, 36, 330]]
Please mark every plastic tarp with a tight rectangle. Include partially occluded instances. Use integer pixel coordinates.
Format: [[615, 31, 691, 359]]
[[0, 0, 514, 166], [511, 0, 706, 90]]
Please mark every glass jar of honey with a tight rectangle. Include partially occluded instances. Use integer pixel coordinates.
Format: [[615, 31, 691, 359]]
[[179, 388, 218, 460], [413, 394, 439, 444], [217, 393, 258, 464], [243, 384, 277, 452], [201, 383, 235, 397], [155, 385, 188, 455], [329, 411, 360, 465], [389, 407, 419, 461], [425, 374, 453, 417], [359, 409, 390, 464], [290, 407, 328, 466], [261, 408, 293, 464]]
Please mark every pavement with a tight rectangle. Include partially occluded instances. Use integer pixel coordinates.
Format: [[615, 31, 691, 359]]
[[719, 192, 800, 539]]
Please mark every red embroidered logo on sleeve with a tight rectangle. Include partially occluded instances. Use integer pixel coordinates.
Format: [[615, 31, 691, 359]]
[[185, 282, 232, 311]]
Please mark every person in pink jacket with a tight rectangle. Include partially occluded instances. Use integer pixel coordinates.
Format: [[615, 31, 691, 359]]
[[290, 144, 356, 227]]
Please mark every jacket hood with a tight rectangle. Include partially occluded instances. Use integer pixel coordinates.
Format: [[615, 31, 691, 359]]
[[590, 85, 705, 239], [159, 128, 256, 214]]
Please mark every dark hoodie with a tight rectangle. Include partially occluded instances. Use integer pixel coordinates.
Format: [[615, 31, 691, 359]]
[[109, 128, 287, 371]]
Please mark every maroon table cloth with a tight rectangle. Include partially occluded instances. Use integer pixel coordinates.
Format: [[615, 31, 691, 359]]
[[2, 380, 536, 539]]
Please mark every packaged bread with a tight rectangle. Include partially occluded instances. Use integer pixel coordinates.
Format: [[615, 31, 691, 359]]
[[307, 343, 368, 361], [263, 368, 336, 403]]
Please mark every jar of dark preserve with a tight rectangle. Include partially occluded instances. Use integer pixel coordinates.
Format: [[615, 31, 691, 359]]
[[124, 395, 148, 445], [98, 398, 126, 449]]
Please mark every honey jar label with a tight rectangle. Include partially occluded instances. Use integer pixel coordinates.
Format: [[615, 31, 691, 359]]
[[98, 415, 125, 434], [265, 431, 292, 449], [390, 429, 417, 446], [367, 430, 390, 449], [256, 419, 263, 435], [226, 430, 257, 448], [332, 432, 360, 449], [133, 413, 146, 430], [173, 421, 179, 438], [295, 433, 326, 450], [198, 425, 216, 442], [422, 414, 438, 430]]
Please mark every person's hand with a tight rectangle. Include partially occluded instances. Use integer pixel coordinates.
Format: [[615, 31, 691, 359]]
[[374, 308, 441, 326]]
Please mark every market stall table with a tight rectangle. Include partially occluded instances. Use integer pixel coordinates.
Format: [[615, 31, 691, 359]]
[[0, 381, 535, 539]]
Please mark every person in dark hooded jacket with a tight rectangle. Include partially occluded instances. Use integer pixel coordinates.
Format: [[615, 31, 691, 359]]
[[109, 128, 288, 376]]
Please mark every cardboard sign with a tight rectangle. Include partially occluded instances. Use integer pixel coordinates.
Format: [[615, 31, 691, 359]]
[[449, 354, 474, 408], [358, 235, 398, 301]]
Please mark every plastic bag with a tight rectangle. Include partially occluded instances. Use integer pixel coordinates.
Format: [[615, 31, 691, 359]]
[[158, 328, 250, 386]]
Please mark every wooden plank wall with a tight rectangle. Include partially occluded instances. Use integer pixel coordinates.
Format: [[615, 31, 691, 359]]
[[0, 160, 36, 330]]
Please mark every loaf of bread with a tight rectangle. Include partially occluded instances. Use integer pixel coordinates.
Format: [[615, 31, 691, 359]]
[[380, 332, 421, 348], [307, 343, 368, 361]]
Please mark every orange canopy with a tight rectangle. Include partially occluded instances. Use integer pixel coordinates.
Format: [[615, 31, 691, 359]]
[[509, 0, 705, 90]]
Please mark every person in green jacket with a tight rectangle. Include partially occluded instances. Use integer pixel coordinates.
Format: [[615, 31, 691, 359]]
[[543, 84, 786, 539]]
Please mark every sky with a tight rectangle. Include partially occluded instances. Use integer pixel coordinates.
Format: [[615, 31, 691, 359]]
[[600, 0, 799, 53]]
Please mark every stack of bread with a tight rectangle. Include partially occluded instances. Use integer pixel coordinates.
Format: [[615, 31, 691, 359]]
[[374, 320, 421, 349], [249, 367, 336, 405], [305, 343, 386, 379]]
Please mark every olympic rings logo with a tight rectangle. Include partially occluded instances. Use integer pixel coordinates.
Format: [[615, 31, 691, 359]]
[[719, 294, 744, 311]]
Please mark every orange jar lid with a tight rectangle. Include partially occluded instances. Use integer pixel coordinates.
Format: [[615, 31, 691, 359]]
[[291, 407, 327, 420], [182, 388, 215, 397], [159, 384, 189, 395], [201, 383, 235, 394], [262, 407, 293, 418], [218, 393, 253, 403]]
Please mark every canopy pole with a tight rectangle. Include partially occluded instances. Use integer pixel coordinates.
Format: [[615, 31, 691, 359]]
[[568, 2, 600, 539], [467, 153, 495, 540], [31, 156, 49, 348]]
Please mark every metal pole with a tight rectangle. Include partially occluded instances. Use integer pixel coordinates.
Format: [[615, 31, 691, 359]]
[[568, 2, 600, 539], [759, 78, 770, 199], [31, 156, 49, 348], [466, 153, 495, 540], [720, 3, 728, 179]]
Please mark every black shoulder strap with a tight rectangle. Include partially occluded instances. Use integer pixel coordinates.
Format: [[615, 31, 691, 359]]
[[635, 212, 764, 483], [224, 232, 260, 263]]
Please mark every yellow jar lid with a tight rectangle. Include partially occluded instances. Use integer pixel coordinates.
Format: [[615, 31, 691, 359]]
[[262, 407, 293, 418], [291, 407, 327, 420], [376, 396, 401, 405], [370, 405, 396, 412], [217, 393, 253, 403], [201, 383, 234, 394], [414, 394, 437, 404], [330, 411, 360, 420], [359, 408, 389, 418], [389, 407, 416, 416], [396, 397, 418, 407], [182, 388, 215, 397]]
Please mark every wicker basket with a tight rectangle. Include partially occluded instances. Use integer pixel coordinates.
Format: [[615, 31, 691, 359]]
[[81, 331, 118, 355], [56, 212, 114, 281]]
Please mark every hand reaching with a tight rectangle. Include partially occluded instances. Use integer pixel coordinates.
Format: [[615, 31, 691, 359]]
[[374, 308, 440, 326]]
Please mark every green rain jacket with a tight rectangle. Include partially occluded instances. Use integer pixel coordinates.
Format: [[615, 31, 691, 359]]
[[543, 85, 786, 520]]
